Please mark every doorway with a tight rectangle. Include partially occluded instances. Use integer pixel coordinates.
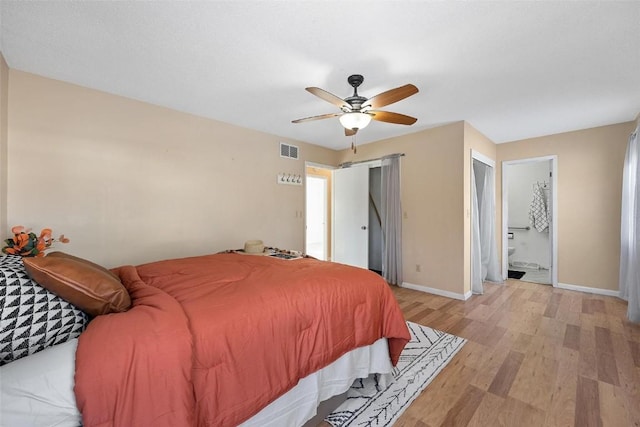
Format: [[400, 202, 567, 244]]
[[305, 175, 328, 260], [502, 156, 558, 286], [368, 167, 383, 274], [306, 161, 387, 274], [305, 163, 334, 261], [471, 151, 501, 294], [331, 161, 383, 271]]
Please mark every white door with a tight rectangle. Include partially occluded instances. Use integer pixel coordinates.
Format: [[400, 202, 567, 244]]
[[333, 166, 369, 268], [305, 176, 327, 260]]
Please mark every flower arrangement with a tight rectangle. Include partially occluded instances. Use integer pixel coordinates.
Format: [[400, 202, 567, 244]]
[[2, 225, 70, 257]]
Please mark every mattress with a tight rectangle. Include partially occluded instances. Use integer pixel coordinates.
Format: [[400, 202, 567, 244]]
[[0, 337, 392, 427]]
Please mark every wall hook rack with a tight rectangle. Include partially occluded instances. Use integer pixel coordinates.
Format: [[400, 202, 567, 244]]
[[277, 173, 302, 186]]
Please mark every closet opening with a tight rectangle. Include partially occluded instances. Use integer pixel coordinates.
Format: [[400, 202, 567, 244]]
[[368, 166, 383, 275], [471, 152, 501, 295]]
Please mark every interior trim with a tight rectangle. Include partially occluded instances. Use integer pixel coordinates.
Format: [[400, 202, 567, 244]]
[[401, 282, 472, 301], [556, 282, 620, 298]]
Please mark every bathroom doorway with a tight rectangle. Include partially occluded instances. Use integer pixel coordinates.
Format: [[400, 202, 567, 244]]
[[502, 156, 558, 286]]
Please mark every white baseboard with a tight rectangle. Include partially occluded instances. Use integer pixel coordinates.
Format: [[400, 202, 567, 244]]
[[401, 282, 472, 301], [557, 282, 620, 298], [401, 281, 620, 300]]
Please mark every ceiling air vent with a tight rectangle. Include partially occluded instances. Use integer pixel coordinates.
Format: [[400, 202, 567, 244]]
[[280, 142, 299, 160]]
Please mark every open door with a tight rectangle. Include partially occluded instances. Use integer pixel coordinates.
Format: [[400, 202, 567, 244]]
[[333, 166, 369, 268]]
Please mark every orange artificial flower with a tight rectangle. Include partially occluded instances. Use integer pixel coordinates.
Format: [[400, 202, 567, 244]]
[[2, 225, 70, 257], [11, 225, 25, 234], [14, 233, 30, 249]]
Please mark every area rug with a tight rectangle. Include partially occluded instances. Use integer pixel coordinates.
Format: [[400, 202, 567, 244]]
[[325, 321, 466, 427], [508, 269, 526, 279]]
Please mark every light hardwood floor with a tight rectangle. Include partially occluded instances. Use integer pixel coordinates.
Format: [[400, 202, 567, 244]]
[[320, 279, 640, 427], [389, 280, 640, 427]]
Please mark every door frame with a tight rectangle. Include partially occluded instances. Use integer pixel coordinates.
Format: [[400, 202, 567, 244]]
[[501, 155, 558, 287]]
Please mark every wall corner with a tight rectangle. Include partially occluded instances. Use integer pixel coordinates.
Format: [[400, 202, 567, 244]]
[[0, 51, 9, 239]]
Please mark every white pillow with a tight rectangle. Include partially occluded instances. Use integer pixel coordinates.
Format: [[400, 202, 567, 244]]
[[0, 338, 81, 427]]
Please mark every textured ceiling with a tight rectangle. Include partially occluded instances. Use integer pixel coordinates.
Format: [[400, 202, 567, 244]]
[[1, 1, 639, 150]]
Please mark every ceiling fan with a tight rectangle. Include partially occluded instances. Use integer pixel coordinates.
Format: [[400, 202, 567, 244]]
[[292, 74, 419, 138]]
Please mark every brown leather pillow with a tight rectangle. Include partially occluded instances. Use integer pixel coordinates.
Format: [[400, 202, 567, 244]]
[[23, 256, 131, 316], [47, 251, 120, 280]]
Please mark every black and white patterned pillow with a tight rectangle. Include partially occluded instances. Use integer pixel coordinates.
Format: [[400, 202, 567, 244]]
[[0, 255, 89, 365]]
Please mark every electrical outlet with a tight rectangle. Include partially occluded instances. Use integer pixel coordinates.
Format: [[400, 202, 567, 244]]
[[416, 264, 421, 272], [403, 211, 408, 219]]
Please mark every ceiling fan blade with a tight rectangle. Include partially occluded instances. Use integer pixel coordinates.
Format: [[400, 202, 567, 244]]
[[363, 84, 418, 109], [306, 87, 352, 111], [370, 110, 418, 125], [345, 128, 357, 136], [292, 112, 341, 124]]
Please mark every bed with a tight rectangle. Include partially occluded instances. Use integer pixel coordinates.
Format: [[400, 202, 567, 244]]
[[0, 251, 410, 426]]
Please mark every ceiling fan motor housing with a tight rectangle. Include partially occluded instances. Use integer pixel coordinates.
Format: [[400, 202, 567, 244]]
[[348, 74, 364, 88], [346, 74, 367, 111]]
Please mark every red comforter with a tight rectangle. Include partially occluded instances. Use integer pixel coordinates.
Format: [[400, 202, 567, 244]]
[[74, 253, 410, 427]]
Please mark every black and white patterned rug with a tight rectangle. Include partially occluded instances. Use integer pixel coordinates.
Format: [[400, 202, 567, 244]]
[[325, 321, 466, 427]]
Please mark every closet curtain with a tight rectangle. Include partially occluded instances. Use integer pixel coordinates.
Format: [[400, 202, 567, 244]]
[[471, 160, 502, 294], [381, 155, 403, 285], [620, 125, 640, 323]]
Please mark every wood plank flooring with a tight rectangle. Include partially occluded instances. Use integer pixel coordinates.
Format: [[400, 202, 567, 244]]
[[390, 280, 640, 427]]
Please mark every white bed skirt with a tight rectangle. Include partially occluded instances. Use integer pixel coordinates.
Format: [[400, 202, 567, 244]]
[[0, 337, 392, 427], [240, 337, 392, 427]]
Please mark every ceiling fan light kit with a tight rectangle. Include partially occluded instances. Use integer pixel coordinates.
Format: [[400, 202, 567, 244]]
[[339, 112, 372, 131]]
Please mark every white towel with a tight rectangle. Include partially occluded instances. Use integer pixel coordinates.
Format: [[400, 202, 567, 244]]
[[529, 183, 549, 232]]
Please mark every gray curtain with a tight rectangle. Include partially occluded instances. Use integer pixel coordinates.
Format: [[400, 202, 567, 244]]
[[620, 125, 640, 323], [471, 159, 502, 294], [381, 156, 402, 285], [471, 169, 483, 294]]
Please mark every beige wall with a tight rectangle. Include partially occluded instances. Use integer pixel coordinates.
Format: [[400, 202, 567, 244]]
[[4, 65, 635, 296], [0, 53, 8, 237], [337, 122, 467, 295], [497, 122, 634, 291], [7, 70, 338, 267]]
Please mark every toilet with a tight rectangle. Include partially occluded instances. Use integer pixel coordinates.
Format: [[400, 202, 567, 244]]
[[508, 246, 515, 266]]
